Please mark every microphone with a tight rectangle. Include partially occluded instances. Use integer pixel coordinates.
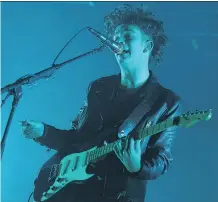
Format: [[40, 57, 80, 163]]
[[87, 27, 123, 54]]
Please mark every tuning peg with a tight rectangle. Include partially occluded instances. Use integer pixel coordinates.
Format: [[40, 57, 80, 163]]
[[186, 112, 190, 116], [207, 109, 212, 113], [181, 113, 187, 117], [208, 109, 213, 114]]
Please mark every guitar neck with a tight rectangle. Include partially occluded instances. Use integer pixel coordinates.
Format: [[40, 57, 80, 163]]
[[87, 117, 175, 164]]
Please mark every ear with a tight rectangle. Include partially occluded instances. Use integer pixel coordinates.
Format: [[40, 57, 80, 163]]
[[143, 40, 154, 53]]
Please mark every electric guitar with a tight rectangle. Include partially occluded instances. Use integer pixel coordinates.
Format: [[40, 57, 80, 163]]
[[33, 109, 212, 202]]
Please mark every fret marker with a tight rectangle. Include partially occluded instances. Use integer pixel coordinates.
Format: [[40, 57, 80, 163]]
[[146, 120, 152, 128]]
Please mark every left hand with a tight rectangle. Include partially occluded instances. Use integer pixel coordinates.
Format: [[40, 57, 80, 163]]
[[113, 137, 142, 173]]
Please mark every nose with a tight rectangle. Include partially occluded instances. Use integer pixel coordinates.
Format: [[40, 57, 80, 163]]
[[116, 41, 128, 49], [116, 41, 124, 47], [116, 38, 124, 44]]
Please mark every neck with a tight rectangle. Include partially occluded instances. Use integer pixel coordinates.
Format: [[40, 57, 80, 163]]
[[120, 62, 150, 89]]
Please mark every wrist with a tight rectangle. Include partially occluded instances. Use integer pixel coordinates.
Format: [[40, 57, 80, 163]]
[[127, 160, 142, 173], [128, 165, 141, 173]]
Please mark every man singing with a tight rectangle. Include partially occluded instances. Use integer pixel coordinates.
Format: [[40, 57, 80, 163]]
[[21, 4, 181, 202]]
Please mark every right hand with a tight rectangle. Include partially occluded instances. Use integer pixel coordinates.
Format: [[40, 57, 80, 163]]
[[19, 120, 44, 139]]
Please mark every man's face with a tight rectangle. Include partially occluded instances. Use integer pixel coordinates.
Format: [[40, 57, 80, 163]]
[[113, 24, 148, 66]]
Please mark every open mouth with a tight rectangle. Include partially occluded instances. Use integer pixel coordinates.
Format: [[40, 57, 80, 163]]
[[119, 49, 130, 56], [116, 50, 130, 60], [123, 50, 130, 54], [116, 49, 129, 56]]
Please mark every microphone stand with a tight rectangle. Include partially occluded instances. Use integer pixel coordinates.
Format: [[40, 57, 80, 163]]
[[1, 45, 105, 159]]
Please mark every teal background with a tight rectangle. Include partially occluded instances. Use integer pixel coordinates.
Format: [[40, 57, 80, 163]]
[[1, 2, 218, 202]]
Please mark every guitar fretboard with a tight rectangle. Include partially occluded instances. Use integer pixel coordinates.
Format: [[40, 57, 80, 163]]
[[86, 117, 174, 164]]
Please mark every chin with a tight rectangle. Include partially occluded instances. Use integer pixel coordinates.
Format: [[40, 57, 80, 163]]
[[120, 58, 133, 65], [119, 55, 132, 63]]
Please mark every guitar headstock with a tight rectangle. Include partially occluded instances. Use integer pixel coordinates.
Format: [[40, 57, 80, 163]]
[[176, 109, 212, 128]]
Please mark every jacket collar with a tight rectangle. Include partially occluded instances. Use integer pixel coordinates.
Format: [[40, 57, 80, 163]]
[[115, 70, 160, 98]]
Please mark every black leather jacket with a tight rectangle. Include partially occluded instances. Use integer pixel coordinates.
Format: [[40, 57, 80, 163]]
[[37, 71, 182, 202]]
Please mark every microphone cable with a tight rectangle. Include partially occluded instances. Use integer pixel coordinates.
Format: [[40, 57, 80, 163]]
[[52, 27, 88, 66]]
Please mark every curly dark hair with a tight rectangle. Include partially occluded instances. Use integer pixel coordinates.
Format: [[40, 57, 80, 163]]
[[104, 4, 168, 66]]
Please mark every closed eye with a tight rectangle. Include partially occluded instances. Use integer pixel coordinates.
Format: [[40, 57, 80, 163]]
[[125, 36, 132, 41], [124, 34, 134, 41], [114, 34, 134, 42]]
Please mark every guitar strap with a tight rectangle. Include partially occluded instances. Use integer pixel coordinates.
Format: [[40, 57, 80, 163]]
[[117, 84, 164, 138], [102, 83, 165, 199]]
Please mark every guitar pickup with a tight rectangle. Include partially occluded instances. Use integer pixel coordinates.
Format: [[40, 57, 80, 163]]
[[56, 177, 65, 183], [48, 164, 61, 182], [50, 186, 59, 191]]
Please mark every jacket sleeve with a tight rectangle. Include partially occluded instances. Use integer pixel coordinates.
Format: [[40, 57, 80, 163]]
[[34, 83, 93, 152], [128, 93, 182, 180]]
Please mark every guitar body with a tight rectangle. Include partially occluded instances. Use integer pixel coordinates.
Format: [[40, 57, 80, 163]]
[[33, 147, 96, 202]]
